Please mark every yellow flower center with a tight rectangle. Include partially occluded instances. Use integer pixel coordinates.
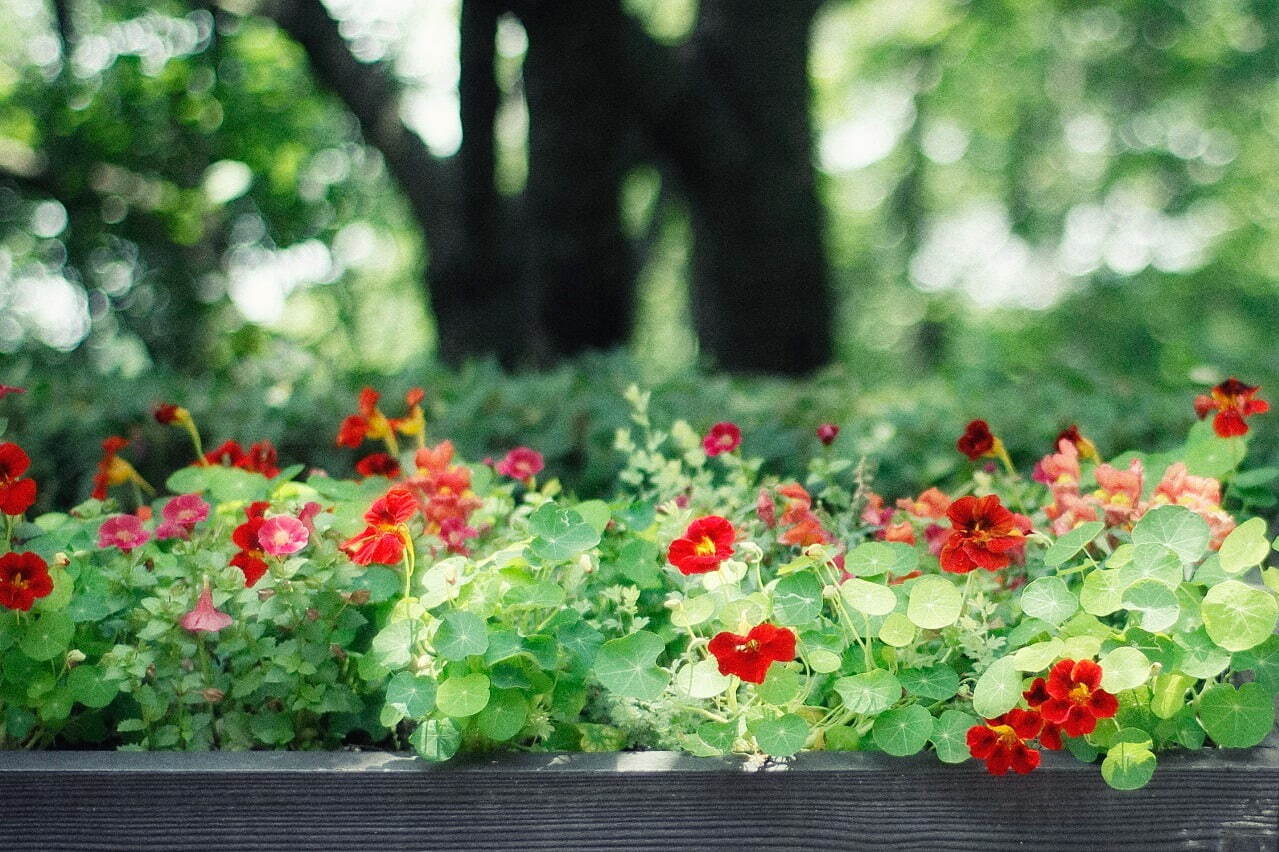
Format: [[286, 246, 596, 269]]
[[693, 536, 717, 557], [990, 724, 1020, 746], [1069, 682, 1092, 704]]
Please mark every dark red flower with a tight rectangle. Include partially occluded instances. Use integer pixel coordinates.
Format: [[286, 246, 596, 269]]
[[966, 709, 1042, 775], [1023, 659, 1118, 737], [92, 436, 148, 501], [238, 441, 280, 478], [956, 419, 996, 460], [495, 447, 544, 482], [152, 403, 192, 426], [816, 423, 840, 446], [0, 442, 37, 516], [707, 623, 796, 684], [337, 415, 369, 448], [341, 486, 418, 566], [0, 551, 53, 612], [231, 551, 269, 587], [1054, 424, 1099, 462], [229, 501, 273, 587], [702, 422, 741, 456], [355, 452, 402, 479], [1195, 378, 1269, 438], [667, 515, 735, 575], [939, 494, 1024, 574], [203, 439, 245, 467]]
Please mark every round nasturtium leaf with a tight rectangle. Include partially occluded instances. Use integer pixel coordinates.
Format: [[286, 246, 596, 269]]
[[435, 673, 491, 718], [878, 612, 917, 647], [843, 542, 916, 578], [1218, 518, 1270, 576], [66, 664, 119, 710], [1171, 628, 1231, 679], [18, 612, 74, 662], [749, 713, 810, 757], [756, 664, 804, 705], [872, 703, 934, 757], [593, 630, 669, 700], [1131, 505, 1210, 564], [434, 611, 490, 661], [385, 671, 437, 720], [1121, 579, 1180, 633], [477, 689, 529, 742], [1019, 576, 1078, 625], [1201, 580, 1279, 653], [1011, 639, 1064, 673], [1198, 683, 1275, 748], [673, 658, 732, 700], [898, 665, 960, 702], [972, 657, 1022, 719], [906, 575, 963, 630], [1043, 522, 1105, 568], [833, 669, 901, 716], [840, 578, 896, 616], [1101, 743, 1157, 790], [1234, 635, 1279, 693], [1097, 647, 1152, 694], [931, 709, 980, 763], [410, 718, 463, 761], [1080, 568, 1124, 616], [772, 573, 824, 625]]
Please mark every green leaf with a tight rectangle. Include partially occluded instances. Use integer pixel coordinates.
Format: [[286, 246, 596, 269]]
[[872, 704, 934, 756], [385, 672, 437, 719], [834, 669, 901, 715], [250, 711, 295, 745], [435, 673, 491, 718], [349, 566, 401, 604], [593, 630, 668, 700], [843, 541, 916, 578], [1119, 545, 1184, 590], [878, 612, 917, 647], [673, 659, 732, 700], [1183, 435, 1247, 479], [1101, 743, 1157, 790], [1219, 518, 1270, 576], [749, 713, 810, 757], [1198, 683, 1275, 748], [898, 665, 960, 701], [1234, 636, 1279, 693], [477, 689, 528, 741], [527, 503, 601, 564], [1171, 627, 1231, 679], [1131, 505, 1210, 564], [773, 573, 824, 625], [434, 611, 490, 660], [614, 539, 662, 588], [755, 665, 803, 705], [66, 664, 119, 709], [1020, 576, 1078, 625], [906, 575, 963, 630], [931, 709, 980, 763], [839, 578, 896, 616], [410, 718, 463, 761], [18, 612, 74, 662], [972, 657, 1021, 718], [1150, 673, 1195, 720], [369, 620, 414, 669], [502, 580, 566, 609], [1043, 522, 1105, 568], [1011, 639, 1064, 672], [573, 500, 612, 535], [1202, 579, 1279, 652], [1121, 579, 1180, 633], [1097, 647, 1151, 693]]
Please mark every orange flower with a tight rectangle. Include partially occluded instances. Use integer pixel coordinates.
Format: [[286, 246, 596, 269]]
[[939, 494, 1024, 574], [341, 486, 418, 566], [896, 487, 950, 519], [1195, 378, 1269, 438]]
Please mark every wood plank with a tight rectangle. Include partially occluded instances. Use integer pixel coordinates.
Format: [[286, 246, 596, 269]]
[[1, 747, 1276, 850]]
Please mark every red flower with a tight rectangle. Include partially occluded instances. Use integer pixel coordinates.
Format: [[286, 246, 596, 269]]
[[203, 439, 279, 477], [966, 709, 1042, 775], [816, 423, 840, 446], [0, 551, 53, 612], [667, 515, 736, 575], [495, 447, 544, 482], [1023, 659, 1118, 737], [438, 516, 478, 555], [702, 422, 741, 456], [1195, 378, 1269, 438], [203, 439, 245, 467], [338, 387, 425, 449], [229, 501, 271, 587], [956, 419, 996, 460], [152, 403, 192, 427], [1055, 424, 1099, 462], [337, 415, 369, 448], [0, 385, 25, 398], [939, 494, 1024, 574], [355, 452, 402, 479], [0, 442, 38, 516], [92, 436, 149, 501], [341, 486, 418, 566], [707, 623, 796, 684]]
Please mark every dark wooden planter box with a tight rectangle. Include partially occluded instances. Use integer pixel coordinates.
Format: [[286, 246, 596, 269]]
[[2, 742, 1277, 850]]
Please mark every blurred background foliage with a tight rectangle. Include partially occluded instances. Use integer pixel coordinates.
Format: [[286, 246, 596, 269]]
[[0, 0, 1276, 509]]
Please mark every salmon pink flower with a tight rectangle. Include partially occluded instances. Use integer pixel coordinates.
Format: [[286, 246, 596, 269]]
[[407, 441, 482, 540], [939, 494, 1024, 574], [1033, 439, 1081, 488], [1147, 462, 1235, 548], [180, 581, 232, 633], [816, 423, 839, 445], [1055, 425, 1099, 462], [1195, 378, 1269, 438], [755, 488, 777, 528], [259, 516, 309, 556], [879, 522, 916, 545], [667, 515, 736, 575], [495, 447, 544, 483], [0, 551, 53, 612], [98, 514, 151, 552], [708, 623, 796, 684], [776, 483, 833, 546], [341, 486, 418, 566], [1023, 659, 1118, 737], [896, 487, 951, 519], [355, 452, 401, 479], [0, 442, 38, 516], [860, 492, 893, 527], [702, 422, 741, 456], [1092, 459, 1143, 526], [967, 709, 1042, 776]]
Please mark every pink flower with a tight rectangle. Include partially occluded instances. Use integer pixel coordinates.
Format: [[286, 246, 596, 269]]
[[180, 581, 232, 633], [816, 423, 840, 446], [297, 501, 323, 533], [702, 422, 741, 456], [155, 522, 191, 541], [495, 447, 544, 483], [439, 516, 479, 555], [0, 385, 25, 399], [163, 493, 209, 529], [1092, 459, 1143, 526], [1147, 462, 1236, 549], [258, 515, 309, 556], [1033, 439, 1081, 488], [97, 514, 151, 552]]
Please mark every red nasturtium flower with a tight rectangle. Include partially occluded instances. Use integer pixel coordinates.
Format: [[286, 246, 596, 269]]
[[939, 494, 1025, 574], [1194, 378, 1269, 438], [0, 442, 38, 516], [966, 709, 1043, 776], [667, 515, 736, 575], [707, 623, 796, 684], [0, 551, 53, 611], [200, 439, 280, 478], [92, 436, 151, 501], [355, 452, 402, 479], [702, 422, 741, 456], [1023, 659, 1118, 737], [338, 387, 426, 452], [495, 447, 544, 483], [230, 501, 271, 586], [341, 486, 418, 566], [956, 419, 996, 460]]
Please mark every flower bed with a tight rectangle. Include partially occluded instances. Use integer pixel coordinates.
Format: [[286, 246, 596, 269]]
[[0, 380, 1277, 795]]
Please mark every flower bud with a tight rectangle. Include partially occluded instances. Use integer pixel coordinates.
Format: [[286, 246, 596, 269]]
[[738, 541, 764, 564], [65, 649, 87, 666], [306, 608, 320, 621], [258, 588, 275, 602], [201, 688, 225, 703], [341, 589, 371, 606], [330, 644, 348, 661]]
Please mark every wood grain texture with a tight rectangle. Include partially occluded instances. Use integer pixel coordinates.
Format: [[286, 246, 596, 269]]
[[2, 746, 1277, 851]]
